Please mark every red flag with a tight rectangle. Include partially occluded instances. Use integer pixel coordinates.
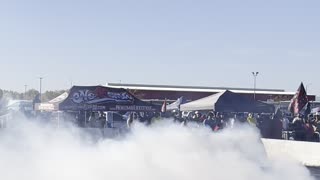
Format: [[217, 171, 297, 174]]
[[161, 99, 167, 112], [288, 83, 308, 115]]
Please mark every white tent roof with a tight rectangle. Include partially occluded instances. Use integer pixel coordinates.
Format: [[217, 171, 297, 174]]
[[180, 91, 225, 111], [36, 92, 68, 111], [48, 92, 68, 104]]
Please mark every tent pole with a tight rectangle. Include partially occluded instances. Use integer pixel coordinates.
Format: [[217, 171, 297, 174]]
[[57, 111, 60, 128], [85, 111, 87, 127]]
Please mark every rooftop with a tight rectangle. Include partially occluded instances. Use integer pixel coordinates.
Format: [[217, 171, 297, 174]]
[[106, 83, 296, 95]]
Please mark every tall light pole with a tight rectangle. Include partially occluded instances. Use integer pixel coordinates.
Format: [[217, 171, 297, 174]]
[[39, 77, 43, 102], [24, 85, 28, 99], [252, 72, 259, 100]]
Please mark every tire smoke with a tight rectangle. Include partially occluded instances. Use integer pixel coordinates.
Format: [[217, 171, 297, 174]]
[[0, 118, 314, 180]]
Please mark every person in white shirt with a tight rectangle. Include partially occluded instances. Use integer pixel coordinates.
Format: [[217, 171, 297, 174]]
[[282, 114, 290, 131]]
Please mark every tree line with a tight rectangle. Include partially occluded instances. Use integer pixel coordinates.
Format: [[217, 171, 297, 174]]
[[0, 88, 67, 102]]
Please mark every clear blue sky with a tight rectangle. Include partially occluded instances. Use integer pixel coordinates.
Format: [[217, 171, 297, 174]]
[[0, 0, 319, 95]]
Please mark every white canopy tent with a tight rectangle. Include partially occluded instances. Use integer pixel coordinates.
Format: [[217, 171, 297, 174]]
[[35, 92, 68, 111], [180, 92, 224, 111]]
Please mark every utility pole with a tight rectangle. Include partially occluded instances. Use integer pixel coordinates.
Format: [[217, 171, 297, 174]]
[[39, 77, 43, 102], [24, 85, 28, 99], [252, 72, 259, 100]]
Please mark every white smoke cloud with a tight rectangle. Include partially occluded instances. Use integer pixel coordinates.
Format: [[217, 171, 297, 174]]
[[0, 118, 315, 180]]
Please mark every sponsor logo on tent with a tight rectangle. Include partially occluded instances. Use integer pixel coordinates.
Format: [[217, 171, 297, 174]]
[[71, 87, 134, 104], [72, 90, 96, 104], [111, 105, 153, 111]]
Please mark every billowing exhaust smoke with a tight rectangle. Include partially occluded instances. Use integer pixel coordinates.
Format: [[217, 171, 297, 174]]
[[0, 118, 314, 180]]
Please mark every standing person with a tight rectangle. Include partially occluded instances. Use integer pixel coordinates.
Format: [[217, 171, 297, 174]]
[[151, 112, 161, 124], [228, 113, 238, 129], [281, 113, 290, 131], [127, 112, 134, 128], [231, 113, 243, 128], [259, 114, 272, 138], [293, 114, 306, 141], [195, 111, 203, 124], [88, 111, 96, 127], [313, 112, 320, 141], [200, 114, 207, 123], [98, 111, 106, 128], [105, 112, 113, 128], [191, 111, 201, 124], [204, 112, 219, 131], [145, 112, 153, 126], [314, 112, 320, 132], [247, 113, 256, 126], [133, 112, 139, 121], [226, 113, 235, 129], [203, 112, 214, 127], [237, 113, 246, 124], [270, 110, 283, 139], [305, 118, 315, 142], [173, 111, 182, 123], [216, 113, 226, 130], [218, 113, 227, 129]]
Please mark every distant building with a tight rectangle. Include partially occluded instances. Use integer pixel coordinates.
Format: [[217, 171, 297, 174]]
[[106, 83, 316, 102], [271, 101, 320, 114]]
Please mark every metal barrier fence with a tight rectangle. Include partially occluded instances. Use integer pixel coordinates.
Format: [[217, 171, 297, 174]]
[[282, 131, 295, 140]]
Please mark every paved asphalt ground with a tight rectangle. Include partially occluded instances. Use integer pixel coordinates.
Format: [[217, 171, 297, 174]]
[[308, 167, 320, 179]]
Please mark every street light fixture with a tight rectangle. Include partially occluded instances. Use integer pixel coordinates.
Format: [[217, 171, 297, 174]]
[[252, 72, 259, 100]]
